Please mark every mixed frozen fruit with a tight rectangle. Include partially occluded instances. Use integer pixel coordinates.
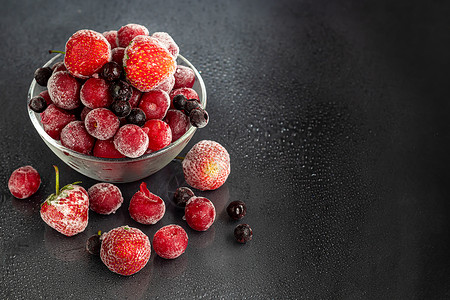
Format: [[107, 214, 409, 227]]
[[29, 23, 208, 158]]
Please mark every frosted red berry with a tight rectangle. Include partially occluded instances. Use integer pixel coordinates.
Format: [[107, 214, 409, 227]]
[[153, 225, 188, 259], [40, 104, 76, 140], [129, 182, 165, 225], [80, 78, 113, 109], [184, 196, 216, 231], [111, 47, 125, 66], [117, 23, 149, 48], [153, 74, 175, 93], [234, 224, 253, 243], [143, 119, 172, 152], [8, 166, 41, 199], [47, 71, 81, 110], [113, 124, 149, 158], [88, 182, 123, 214], [39, 90, 52, 105], [164, 109, 190, 142], [173, 65, 195, 89], [151, 32, 179, 57], [103, 30, 118, 49], [60, 121, 95, 155], [84, 108, 120, 140], [138, 89, 170, 120], [80, 106, 92, 121], [51, 61, 67, 73], [93, 139, 125, 158]]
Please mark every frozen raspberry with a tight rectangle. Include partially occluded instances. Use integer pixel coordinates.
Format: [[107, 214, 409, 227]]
[[129, 182, 165, 225], [143, 119, 172, 152], [153, 74, 175, 94], [47, 71, 82, 110], [28, 96, 47, 113], [129, 87, 142, 108], [138, 90, 170, 120], [182, 140, 230, 191], [113, 124, 149, 158], [84, 108, 120, 140], [234, 224, 253, 243], [99, 61, 122, 81], [173, 65, 195, 89], [164, 109, 190, 142], [103, 30, 118, 49], [184, 196, 216, 231], [88, 182, 123, 214], [39, 90, 52, 105], [8, 166, 41, 199], [111, 47, 125, 66], [169, 87, 199, 109], [117, 23, 149, 48], [51, 61, 67, 73], [80, 78, 113, 109], [93, 139, 125, 158], [153, 225, 188, 259], [227, 201, 247, 220], [126, 108, 146, 127], [34, 67, 53, 86], [173, 187, 195, 207], [80, 106, 92, 121], [60, 121, 95, 155], [151, 32, 179, 57], [40, 104, 77, 140]]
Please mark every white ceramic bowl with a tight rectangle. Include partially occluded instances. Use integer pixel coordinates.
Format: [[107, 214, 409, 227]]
[[27, 53, 206, 183]]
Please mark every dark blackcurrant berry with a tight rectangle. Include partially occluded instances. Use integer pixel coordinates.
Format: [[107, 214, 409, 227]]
[[34, 67, 53, 86], [111, 100, 131, 117], [28, 96, 48, 113], [100, 61, 122, 81], [172, 94, 188, 110], [227, 201, 247, 220], [234, 224, 253, 243], [173, 187, 195, 207], [110, 80, 132, 102], [184, 99, 201, 115], [126, 108, 146, 127], [86, 233, 101, 255], [189, 108, 209, 128]]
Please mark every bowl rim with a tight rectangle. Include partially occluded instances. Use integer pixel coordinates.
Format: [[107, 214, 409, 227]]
[[27, 53, 207, 163]]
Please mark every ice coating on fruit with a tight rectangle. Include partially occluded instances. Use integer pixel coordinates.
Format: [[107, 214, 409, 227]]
[[153, 74, 175, 93], [124, 35, 176, 92], [80, 106, 93, 121], [111, 47, 125, 66], [169, 87, 199, 109], [117, 24, 149, 48], [39, 90, 52, 105], [153, 225, 188, 259], [84, 108, 120, 140], [129, 87, 142, 108], [93, 139, 125, 158], [40, 104, 76, 140], [182, 140, 230, 191], [8, 166, 41, 199], [80, 78, 113, 109], [143, 119, 172, 152], [173, 65, 195, 89], [103, 30, 118, 49], [184, 196, 216, 231], [129, 182, 165, 225], [60, 121, 95, 155], [151, 32, 179, 57], [139, 90, 170, 120], [164, 109, 190, 142], [113, 124, 149, 158], [88, 182, 123, 214], [47, 71, 81, 110], [64, 29, 112, 79]]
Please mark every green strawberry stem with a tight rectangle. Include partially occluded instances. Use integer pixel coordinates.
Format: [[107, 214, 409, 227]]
[[175, 156, 185, 161], [53, 165, 60, 196], [49, 50, 66, 54]]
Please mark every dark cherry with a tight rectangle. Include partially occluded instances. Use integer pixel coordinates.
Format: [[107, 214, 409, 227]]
[[34, 67, 53, 86], [100, 61, 122, 81], [183, 99, 201, 115], [226, 201, 247, 220], [111, 100, 131, 117], [173, 187, 195, 207], [28, 96, 48, 113], [189, 108, 209, 128], [126, 108, 146, 127], [172, 94, 188, 110], [234, 224, 253, 243], [109, 80, 132, 102], [86, 233, 101, 255]]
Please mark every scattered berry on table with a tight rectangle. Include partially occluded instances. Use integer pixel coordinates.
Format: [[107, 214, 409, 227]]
[[129, 182, 165, 225], [138, 89, 170, 120], [110, 80, 132, 102], [184, 196, 216, 231], [169, 87, 199, 109], [40, 104, 76, 140], [153, 224, 188, 259], [93, 139, 126, 158], [47, 71, 81, 110], [84, 108, 120, 140], [100, 61, 122, 81], [113, 124, 149, 158], [8, 166, 41, 199], [34, 67, 53, 86], [143, 119, 172, 152], [60, 121, 95, 155], [86, 232, 102, 255], [173, 65, 195, 89], [103, 30, 118, 49], [88, 182, 123, 214], [173, 187, 195, 207], [234, 224, 253, 243], [164, 109, 190, 142], [151, 32, 179, 58], [126, 108, 146, 127], [189, 108, 209, 128], [117, 23, 149, 48], [226, 201, 247, 220], [80, 78, 113, 109], [172, 94, 187, 111], [28, 96, 47, 113], [111, 100, 131, 118]]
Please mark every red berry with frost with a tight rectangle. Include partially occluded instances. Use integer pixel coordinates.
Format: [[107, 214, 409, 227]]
[[111, 47, 125, 66], [143, 119, 172, 152], [93, 139, 125, 158], [124, 35, 176, 92], [47, 71, 81, 110], [184, 196, 216, 231], [88, 182, 123, 214], [173, 65, 195, 89], [113, 124, 149, 158], [39, 90, 52, 105], [129, 182, 165, 225], [182, 140, 230, 191], [103, 30, 118, 49], [153, 225, 188, 259], [80, 106, 92, 121], [8, 166, 41, 199], [151, 32, 179, 57], [64, 29, 112, 79], [84, 108, 120, 140], [80, 78, 113, 109], [40, 104, 76, 140], [60, 121, 95, 155], [169, 87, 199, 109], [40, 166, 89, 236], [153, 74, 175, 93], [164, 109, 190, 142], [100, 226, 151, 276], [117, 23, 149, 48], [138, 89, 170, 120], [51, 61, 67, 73]]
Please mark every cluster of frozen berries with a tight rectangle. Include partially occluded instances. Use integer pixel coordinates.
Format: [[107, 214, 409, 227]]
[[29, 24, 208, 158]]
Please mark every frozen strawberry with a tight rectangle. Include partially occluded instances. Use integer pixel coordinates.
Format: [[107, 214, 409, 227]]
[[153, 225, 188, 259], [8, 166, 41, 199], [113, 124, 149, 158], [151, 32, 179, 57], [111, 47, 125, 66], [47, 71, 81, 110], [80, 78, 114, 109], [100, 225, 151, 276], [124, 35, 176, 92], [164, 109, 190, 142], [143, 119, 172, 152], [117, 23, 149, 48], [173, 65, 195, 89], [88, 182, 123, 215], [93, 139, 125, 158], [60, 121, 95, 155], [129, 182, 165, 225], [169, 87, 199, 109], [182, 140, 230, 191], [184, 196, 216, 231], [84, 108, 120, 140], [103, 30, 118, 49], [41, 104, 77, 140], [153, 74, 175, 94], [64, 29, 111, 79], [40, 166, 89, 237], [138, 90, 170, 120]]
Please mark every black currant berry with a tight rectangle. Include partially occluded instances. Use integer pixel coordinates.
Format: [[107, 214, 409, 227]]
[[28, 96, 48, 113], [234, 224, 253, 243], [86, 234, 101, 255], [172, 94, 188, 110], [227, 201, 247, 220], [184, 99, 201, 115], [110, 80, 132, 102], [100, 62, 122, 81], [111, 100, 131, 117], [189, 108, 209, 128], [126, 108, 146, 127], [34, 67, 53, 86], [173, 187, 195, 207]]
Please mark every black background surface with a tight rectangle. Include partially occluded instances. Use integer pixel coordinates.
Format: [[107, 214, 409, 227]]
[[1, 0, 450, 299]]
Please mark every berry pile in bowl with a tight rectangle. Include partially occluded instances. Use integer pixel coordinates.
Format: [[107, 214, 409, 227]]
[[27, 24, 207, 183]]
